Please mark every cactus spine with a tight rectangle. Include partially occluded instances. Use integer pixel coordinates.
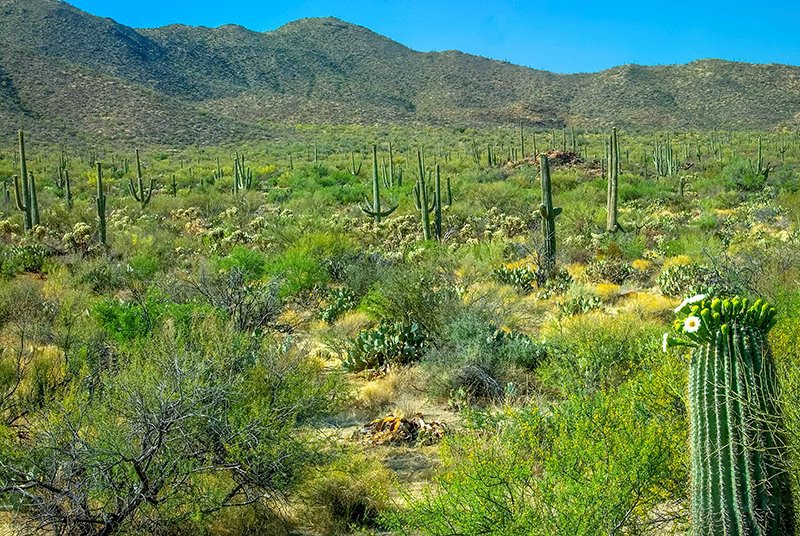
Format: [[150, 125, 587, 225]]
[[95, 162, 107, 246], [128, 149, 154, 209], [667, 296, 795, 535], [538, 154, 561, 278], [606, 127, 621, 232], [13, 130, 39, 231], [360, 145, 397, 223]]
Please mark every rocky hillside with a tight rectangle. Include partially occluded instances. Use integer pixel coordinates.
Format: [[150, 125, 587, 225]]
[[1, 0, 799, 144]]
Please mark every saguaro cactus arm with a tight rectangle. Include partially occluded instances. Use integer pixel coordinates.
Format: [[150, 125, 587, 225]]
[[360, 144, 397, 223]]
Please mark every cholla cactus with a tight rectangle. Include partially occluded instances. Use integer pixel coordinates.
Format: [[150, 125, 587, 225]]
[[665, 295, 795, 535]]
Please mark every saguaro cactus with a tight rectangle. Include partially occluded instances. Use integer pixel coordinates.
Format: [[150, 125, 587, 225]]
[[349, 151, 362, 176], [13, 130, 39, 231], [666, 295, 795, 536], [749, 135, 774, 180], [128, 149, 154, 209], [413, 149, 434, 240], [95, 162, 107, 246], [433, 164, 444, 240], [233, 153, 252, 195], [538, 154, 561, 278], [56, 152, 73, 209], [360, 145, 397, 223], [606, 127, 621, 232]]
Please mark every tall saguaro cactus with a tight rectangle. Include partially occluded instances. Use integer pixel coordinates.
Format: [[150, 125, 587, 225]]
[[666, 295, 795, 536], [413, 149, 434, 240], [13, 130, 39, 231], [95, 162, 107, 246], [360, 145, 397, 223], [233, 152, 252, 195], [538, 154, 561, 278], [128, 149, 154, 209], [606, 127, 621, 232]]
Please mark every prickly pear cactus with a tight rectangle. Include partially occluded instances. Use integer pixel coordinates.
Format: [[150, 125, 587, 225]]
[[665, 295, 795, 535]]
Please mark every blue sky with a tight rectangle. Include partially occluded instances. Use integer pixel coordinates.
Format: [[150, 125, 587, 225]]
[[68, 0, 800, 74]]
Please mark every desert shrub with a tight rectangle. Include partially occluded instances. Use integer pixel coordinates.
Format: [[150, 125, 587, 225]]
[[263, 233, 351, 299], [71, 256, 127, 293], [0, 240, 48, 277], [214, 245, 267, 280], [538, 312, 663, 395], [344, 322, 426, 372], [391, 376, 688, 535], [189, 267, 282, 333], [423, 310, 537, 405], [363, 259, 459, 335], [93, 291, 211, 345], [585, 258, 635, 284], [535, 267, 573, 299], [723, 157, 768, 191], [493, 265, 537, 293], [300, 452, 394, 533], [556, 283, 602, 316], [0, 319, 342, 535], [656, 263, 716, 297]]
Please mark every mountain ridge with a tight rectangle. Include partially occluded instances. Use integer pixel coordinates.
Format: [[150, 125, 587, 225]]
[[1, 0, 799, 144]]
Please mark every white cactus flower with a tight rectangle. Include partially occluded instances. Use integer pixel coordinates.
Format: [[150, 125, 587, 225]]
[[684, 316, 701, 333]]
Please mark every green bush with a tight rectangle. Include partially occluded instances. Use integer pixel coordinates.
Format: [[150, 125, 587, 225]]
[[539, 312, 663, 395], [0, 318, 342, 535], [493, 265, 537, 293], [585, 258, 635, 284], [391, 374, 689, 535], [344, 322, 426, 373], [423, 310, 537, 405], [215, 245, 267, 281], [320, 287, 359, 324], [1, 240, 48, 276], [363, 258, 459, 335], [656, 263, 716, 297]]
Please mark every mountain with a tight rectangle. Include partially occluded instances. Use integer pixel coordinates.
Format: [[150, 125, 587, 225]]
[[1, 0, 799, 144]]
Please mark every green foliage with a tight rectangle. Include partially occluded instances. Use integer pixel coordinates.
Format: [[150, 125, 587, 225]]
[[344, 322, 426, 372], [723, 157, 768, 191], [215, 245, 267, 281], [423, 310, 539, 404], [585, 257, 635, 284], [539, 312, 663, 395], [320, 287, 359, 324], [556, 284, 603, 316], [656, 263, 716, 297], [363, 258, 459, 335], [0, 240, 48, 276], [391, 379, 688, 535], [300, 452, 394, 533], [0, 319, 342, 535], [493, 264, 537, 293]]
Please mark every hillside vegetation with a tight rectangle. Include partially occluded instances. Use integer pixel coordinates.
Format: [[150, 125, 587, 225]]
[[2, 0, 800, 144], [0, 124, 798, 535]]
